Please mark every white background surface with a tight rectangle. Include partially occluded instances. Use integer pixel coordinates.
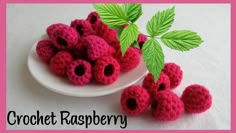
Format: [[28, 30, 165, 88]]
[[7, 4, 230, 130]]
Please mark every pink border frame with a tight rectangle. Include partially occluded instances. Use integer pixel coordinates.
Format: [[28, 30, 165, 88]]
[[1, 0, 234, 132]]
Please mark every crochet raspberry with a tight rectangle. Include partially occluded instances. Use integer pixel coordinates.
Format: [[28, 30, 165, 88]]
[[137, 34, 147, 49], [120, 86, 150, 116], [46, 23, 67, 38], [181, 84, 212, 113], [69, 43, 87, 60], [36, 39, 57, 63], [142, 72, 170, 97], [86, 11, 100, 30], [70, 19, 95, 37], [151, 90, 184, 121], [86, 12, 110, 36], [117, 46, 140, 72], [93, 56, 120, 84], [51, 25, 79, 50], [49, 51, 73, 76], [163, 63, 183, 89], [67, 59, 92, 85], [101, 29, 118, 44], [82, 35, 112, 61]]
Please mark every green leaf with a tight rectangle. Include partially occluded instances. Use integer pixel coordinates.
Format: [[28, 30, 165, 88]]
[[120, 23, 139, 55], [122, 4, 142, 23], [131, 40, 140, 49], [93, 4, 128, 26], [147, 6, 175, 37], [142, 39, 164, 82], [117, 27, 124, 41], [161, 30, 203, 51]]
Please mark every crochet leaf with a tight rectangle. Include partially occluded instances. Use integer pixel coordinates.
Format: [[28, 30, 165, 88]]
[[122, 4, 142, 23], [161, 30, 203, 51], [93, 4, 129, 27], [147, 6, 175, 37], [120, 23, 139, 56], [142, 39, 164, 82]]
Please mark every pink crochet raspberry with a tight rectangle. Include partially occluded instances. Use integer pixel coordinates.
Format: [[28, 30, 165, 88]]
[[82, 35, 112, 61], [117, 46, 140, 72], [142, 72, 170, 97], [163, 63, 183, 89], [46, 23, 67, 38], [181, 84, 212, 113], [69, 43, 88, 60], [137, 34, 147, 49], [36, 39, 57, 63], [70, 19, 95, 37], [49, 51, 73, 76], [67, 59, 92, 85], [93, 56, 120, 84], [51, 25, 79, 50], [101, 29, 118, 44], [120, 86, 150, 116], [86, 11, 100, 29], [151, 90, 184, 121]]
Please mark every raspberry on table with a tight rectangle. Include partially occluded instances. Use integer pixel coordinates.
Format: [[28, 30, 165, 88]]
[[82, 35, 112, 61], [117, 46, 140, 72], [120, 86, 150, 116], [93, 56, 120, 84], [181, 84, 212, 113], [51, 25, 79, 50], [151, 90, 184, 121], [49, 51, 73, 76], [70, 19, 95, 37], [36, 39, 57, 63], [46, 23, 67, 38], [163, 63, 183, 89], [142, 72, 170, 98], [67, 59, 92, 85]]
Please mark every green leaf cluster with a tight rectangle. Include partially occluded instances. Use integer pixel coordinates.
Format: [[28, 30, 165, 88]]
[[93, 4, 203, 82]]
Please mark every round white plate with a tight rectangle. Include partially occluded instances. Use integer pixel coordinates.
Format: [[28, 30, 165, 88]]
[[27, 42, 148, 97]]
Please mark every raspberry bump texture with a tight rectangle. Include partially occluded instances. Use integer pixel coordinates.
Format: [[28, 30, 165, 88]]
[[67, 59, 92, 85], [51, 25, 79, 50], [70, 19, 95, 37], [49, 51, 73, 76], [181, 84, 212, 113], [163, 63, 183, 89], [142, 72, 171, 97], [93, 56, 120, 84], [36, 39, 57, 63], [151, 90, 184, 121], [120, 86, 150, 116], [82, 35, 112, 61], [46, 23, 67, 39], [117, 47, 140, 72]]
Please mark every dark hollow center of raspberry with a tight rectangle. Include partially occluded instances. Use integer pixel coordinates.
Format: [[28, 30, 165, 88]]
[[57, 37, 68, 47], [104, 64, 114, 76], [151, 100, 158, 110], [126, 98, 137, 110], [76, 25, 84, 36], [139, 41, 144, 49], [158, 83, 166, 91], [90, 16, 97, 24], [75, 65, 85, 76]]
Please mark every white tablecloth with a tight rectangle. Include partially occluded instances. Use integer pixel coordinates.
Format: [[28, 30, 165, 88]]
[[7, 4, 230, 130]]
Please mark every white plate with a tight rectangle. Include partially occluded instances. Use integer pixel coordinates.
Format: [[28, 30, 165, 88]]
[[27, 42, 148, 97]]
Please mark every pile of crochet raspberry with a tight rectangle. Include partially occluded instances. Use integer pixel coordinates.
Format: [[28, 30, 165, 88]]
[[36, 11, 145, 86]]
